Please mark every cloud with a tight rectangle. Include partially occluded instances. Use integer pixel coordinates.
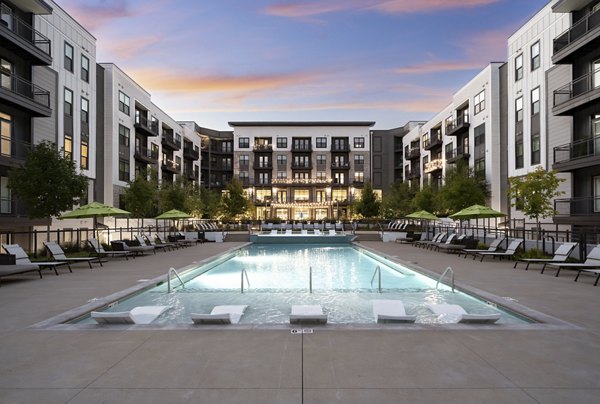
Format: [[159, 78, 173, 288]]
[[263, 0, 500, 19], [393, 61, 484, 75], [102, 35, 161, 60], [57, 0, 142, 30]]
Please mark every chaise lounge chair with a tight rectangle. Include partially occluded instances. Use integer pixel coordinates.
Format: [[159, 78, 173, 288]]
[[415, 233, 446, 249], [191, 305, 248, 324], [514, 242, 577, 271], [88, 238, 134, 260], [426, 303, 500, 324], [458, 237, 505, 259], [474, 240, 522, 262], [430, 233, 457, 251], [289, 305, 328, 324], [44, 241, 103, 268], [2, 244, 72, 275], [372, 299, 416, 323], [543, 245, 600, 278], [0, 264, 45, 286], [91, 306, 169, 324], [143, 234, 175, 251]]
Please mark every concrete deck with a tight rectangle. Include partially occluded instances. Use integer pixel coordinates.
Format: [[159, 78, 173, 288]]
[[0, 239, 599, 403]]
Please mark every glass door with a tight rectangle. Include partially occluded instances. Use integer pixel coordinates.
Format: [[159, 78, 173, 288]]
[[0, 112, 11, 157], [594, 59, 600, 89], [593, 115, 600, 155], [594, 176, 600, 213]]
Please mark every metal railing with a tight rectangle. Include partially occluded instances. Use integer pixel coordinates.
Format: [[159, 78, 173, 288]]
[[253, 144, 272, 152], [553, 9, 600, 54], [134, 114, 159, 135], [405, 147, 421, 159], [555, 196, 600, 217], [161, 133, 181, 149], [553, 135, 600, 164], [445, 145, 470, 161], [133, 145, 158, 161], [445, 113, 470, 134], [553, 66, 600, 108], [0, 71, 50, 107], [0, 5, 51, 56], [183, 146, 199, 159]]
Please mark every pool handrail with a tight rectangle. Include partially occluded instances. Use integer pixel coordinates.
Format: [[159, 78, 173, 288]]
[[370, 265, 382, 293], [167, 267, 185, 293], [241, 268, 250, 293], [436, 266, 455, 292]]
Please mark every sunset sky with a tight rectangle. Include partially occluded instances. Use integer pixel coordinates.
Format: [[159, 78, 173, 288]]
[[57, 0, 549, 130]]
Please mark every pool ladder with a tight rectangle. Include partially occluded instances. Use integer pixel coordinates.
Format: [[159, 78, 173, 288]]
[[436, 266, 455, 292], [241, 268, 250, 293], [371, 265, 382, 293], [167, 267, 185, 293]]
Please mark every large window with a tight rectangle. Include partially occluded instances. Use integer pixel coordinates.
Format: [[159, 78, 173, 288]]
[[276, 137, 287, 148], [354, 154, 364, 166], [276, 154, 286, 166], [1, 58, 13, 90], [515, 140, 524, 169], [474, 157, 486, 177], [516, 96, 523, 122], [531, 133, 540, 165], [316, 137, 327, 148], [64, 42, 74, 72], [81, 55, 90, 82], [0, 112, 12, 157], [515, 54, 523, 81], [354, 171, 364, 183], [531, 87, 540, 115], [81, 97, 89, 124], [238, 137, 249, 148], [64, 135, 72, 160], [119, 125, 130, 147], [333, 172, 345, 184], [119, 159, 130, 182], [316, 155, 326, 166], [80, 141, 89, 170], [531, 41, 540, 71], [474, 124, 485, 146], [595, 176, 600, 213], [294, 189, 309, 201], [317, 171, 327, 180], [354, 137, 365, 148], [118, 91, 130, 115], [0, 176, 12, 213], [474, 90, 485, 115], [64, 88, 73, 116], [239, 154, 249, 168]]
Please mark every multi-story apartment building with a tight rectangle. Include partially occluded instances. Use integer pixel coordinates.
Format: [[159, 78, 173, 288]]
[[1, 0, 53, 229], [229, 121, 374, 220], [401, 63, 508, 213], [548, 0, 600, 233], [96, 63, 202, 208]]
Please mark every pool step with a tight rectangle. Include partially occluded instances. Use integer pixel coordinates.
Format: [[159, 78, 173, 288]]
[[355, 232, 382, 242], [225, 232, 251, 242]]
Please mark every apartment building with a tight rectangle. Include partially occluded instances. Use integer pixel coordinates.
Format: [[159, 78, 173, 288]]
[[401, 63, 508, 213], [96, 63, 202, 208], [549, 0, 600, 233], [0, 0, 53, 229], [229, 122, 374, 220]]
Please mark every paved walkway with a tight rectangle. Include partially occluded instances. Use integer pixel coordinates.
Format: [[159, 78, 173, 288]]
[[0, 240, 599, 403]]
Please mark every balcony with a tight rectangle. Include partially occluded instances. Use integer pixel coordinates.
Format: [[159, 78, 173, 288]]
[[183, 169, 198, 181], [0, 135, 31, 166], [0, 6, 52, 65], [445, 114, 470, 137], [291, 162, 312, 170], [423, 135, 442, 151], [161, 133, 181, 150], [424, 159, 443, 174], [352, 180, 364, 187], [161, 159, 180, 174], [553, 67, 600, 115], [553, 9, 600, 64], [406, 170, 421, 180], [331, 162, 350, 170], [446, 146, 470, 164], [134, 115, 159, 137], [253, 144, 273, 152], [554, 196, 600, 225], [405, 147, 421, 160], [0, 72, 51, 117], [183, 145, 199, 160], [291, 144, 312, 152], [331, 143, 350, 152], [553, 135, 600, 172], [253, 161, 273, 170], [133, 146, 158, 164], [271, 178, 330, 186]]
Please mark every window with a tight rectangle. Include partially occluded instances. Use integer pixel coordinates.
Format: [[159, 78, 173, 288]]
[[276, 155, 286, 166], [317, 171, 327, 180], [277, 171, 287, 179], [354, 137, 365, 148], [277, 190, 287, 202], [531, 133, 540, 165], [239, 137, 249, 148], [64, 135, 72, 160], [315, 190, 326, 202], [516, 96, 523, 122], [80, 141, 88, 170], [354, 154, 364, 166], [64, 88, 73, 116], [474, 90, 485, 115], [239, 154, 249, 167], [118, 91, 130, 115], [515, 140, 524, 169], [293, 155, 310, 168], [515, 54, 523, 81], [276, 137, 287, 148], [119, 159, 129, 182], [354, 171, 364, 183], [474, 158, 486, 177], [333, 172, 345, 184], [531, 87, 540, 115], [118, 125, 130, 147], [0, 176, 11, 214], [1, 58, 13, 90], [316, 137, 327, 148], [531, 41, 540, 71], [474, 124, 485, 146], [594, 176, 600, 212], [316, 155, 326, 166], [64, 42, 74, 72], [81, 97, 89, 124], [294, 189, 309, 201], [81, 55, 90, 82], [332, 189, 347, 201], [0, 112, 12, 157], [257, 155, 270, 168]]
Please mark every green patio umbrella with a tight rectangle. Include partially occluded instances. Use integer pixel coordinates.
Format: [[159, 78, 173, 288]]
[[449, 204, 506, 220], [406, 210, 439, 220], [60, 201, 131, 237], [155, 210, 191, 236]]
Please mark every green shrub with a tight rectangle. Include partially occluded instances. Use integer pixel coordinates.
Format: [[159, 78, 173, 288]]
[[517, 248, 549, 259]]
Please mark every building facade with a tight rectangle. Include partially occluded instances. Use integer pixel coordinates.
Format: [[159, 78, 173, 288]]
[[229, 122, 374, 220]]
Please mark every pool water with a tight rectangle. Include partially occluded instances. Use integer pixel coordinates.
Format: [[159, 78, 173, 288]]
[[76, 244, 531, 325]]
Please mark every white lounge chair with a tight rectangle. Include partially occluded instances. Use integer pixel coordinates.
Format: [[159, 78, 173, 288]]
[[314, 229, 322, 235], [328, 229, 336, 236], [43, 241, 102, 268], [91, 306, 169, 324], [2, 243, 72, 275], [426, 303, 500, 324], [544, 245, 600, 278], [270, 229, 278, 235], [285, 229, 293, 235], [289, 305, 328, 324], [372, 300, 416, 323], [514, 242, 577, 271], [191, 305, 248, 324], [301, 229, 308, 235]]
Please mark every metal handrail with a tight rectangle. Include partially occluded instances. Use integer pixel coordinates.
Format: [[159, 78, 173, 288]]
[[241, 268, 250, 293], [167, 267, 185, 293], [436, 266, 455, 292], [309, 266, 313, 293], [370, 265, 382, 293]]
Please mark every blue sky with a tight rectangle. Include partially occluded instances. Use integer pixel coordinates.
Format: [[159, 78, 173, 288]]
[[58, 0, 550, 130]]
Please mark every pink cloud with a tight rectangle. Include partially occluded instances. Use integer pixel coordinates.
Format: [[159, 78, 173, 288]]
[[393, 61, 484, 75], [57, 0, 141, 31], [102, 35, 161, 60]]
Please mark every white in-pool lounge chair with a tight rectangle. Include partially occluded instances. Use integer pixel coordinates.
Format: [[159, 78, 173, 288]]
[[328, 229, 336, 236], [285, 229, 293, 235], [314, 229, 322, 235], [372, 299, 416, 323], [301, 229, 308, 235], [270, 229, 278, 235], [289, 305, 328, 324], [91, 306, 169, 324], [191, 305, 248, 324], [426, 303, 500, 324]]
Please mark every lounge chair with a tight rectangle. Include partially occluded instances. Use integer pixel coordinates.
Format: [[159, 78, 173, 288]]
[[88, 238, 134, 260], [270, 229, 278, 235], [437, 234, 469, 253], [134, 235, 169, 253], [426, 303, 501, 324], [2, 244, 72, 275], [328, 229, 336, 236], [0, 264, 44, 286], [314, 229, 322, 235], [543, 245, 600, 278], [415, 233, 446, 249], [458, 237, 505, 259], [514, 242, 577, 271], [91, 306, 169, 324], [191, 305, 248, 324], [111, 240, 155, 256], [475, 240, 522, 262], [155, 233, 181, 249], [143, 234, 175, 251], [289, 305, 328, 324], [430, 233, 456, 251], [372, 299, 416, 323], [43, 241, 102, 268]]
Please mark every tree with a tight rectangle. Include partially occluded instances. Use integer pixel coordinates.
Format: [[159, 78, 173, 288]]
[[354, 181, 381, 218], [158, 180, 187, 212], [381, 180, 415, 219], [221, 178, 249, 219], [183, 183, 204, 218], [200, 186, 221, 219], [508, 166, 565, 230], [8, 141, 88, 224], [438, 160, 488, 215], [412, 183, 439, 214], [122, 176, 159, 217]]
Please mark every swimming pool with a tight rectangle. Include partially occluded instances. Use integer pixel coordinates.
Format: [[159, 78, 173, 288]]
[[75, 244, 531, 325]]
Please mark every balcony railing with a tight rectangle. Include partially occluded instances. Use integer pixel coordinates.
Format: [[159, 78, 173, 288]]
[[554, 135, 600, 165], [555, 197, 600, 217], [291, 162, 312, 169], [253, 161, 273, 169], [291, 144, 312, 152], [183, 145, 199, 160], [424, 159, 443, 173], [253, 144, 273, 152], [405, 147, 421, 160], [0, 135, 31, 160], [183, 169, 198, 181], [0, 5, 51, 57], [445, 114, 470, 136], [161, 159, 181, 173], [406, 170, 420, 179], [331, 143, 350, 152], [134, 114, 159, 136], [553, 66, 600, 108], [423, 135, 442, 150], [553, 9, 600, 55], [445, 145, 470, 162], [0, 71, 50, 108], [133, 146, 158, 162], [331, 162, 350, 169], [161, 133, 181, 150]]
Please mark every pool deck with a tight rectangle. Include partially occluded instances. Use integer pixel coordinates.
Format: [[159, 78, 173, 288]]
[[0, 236, 599, 403]]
